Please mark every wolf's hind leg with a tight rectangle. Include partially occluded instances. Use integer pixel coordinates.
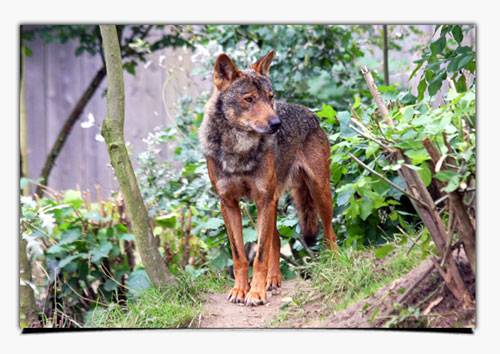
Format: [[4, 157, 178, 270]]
[[300, 135, 338, 250]]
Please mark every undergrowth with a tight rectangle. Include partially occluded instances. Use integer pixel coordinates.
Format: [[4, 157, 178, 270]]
[[85, 271, 229, 328]]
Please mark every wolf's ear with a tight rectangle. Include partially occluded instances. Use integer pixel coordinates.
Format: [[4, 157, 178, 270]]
[[214, 53, 240, 90], [251, 50, 275, 76]]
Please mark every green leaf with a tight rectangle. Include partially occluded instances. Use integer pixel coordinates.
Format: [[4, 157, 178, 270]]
[[63, 190, 83, 209], [23, 45, 33, 57], [374, 244, 395, 259], [455, 75, 467, 93], [47, 244, 64, 255], [401, 107, 415, 121], [204, 218, 225, 230], [123, 62, 137, 75], [428, 70, 447, 96], [443, 175, 460, 193], [435, 170, 457, 182], [278, 226, 294, 237], [352, 95, 361, 109], [418, 163, 432, 187], [91, 242, 113, 263], [409, 61, 423, 80], [451, 26, 464, 43], [366, 142, 379, 158], [417, 79, 427, 101], [59, 229, 81, 245], [316, 104, 337, 123], [405, 149, 429, 165], [103, 279, 118, 292], [156, 214, 176, 228], [430, 36, 446, 56], [243, 228, 257, 243], [360, 197, 373, 221], [337, 185, 354, 206], [127, 269, 152, 298], [59, 254, 86, 268]]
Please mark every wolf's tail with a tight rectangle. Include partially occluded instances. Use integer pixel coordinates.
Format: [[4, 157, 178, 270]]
[[291, 170, 319, 247]]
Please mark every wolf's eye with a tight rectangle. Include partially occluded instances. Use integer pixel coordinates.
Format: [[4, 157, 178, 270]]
[[269, 93, 274, 100], [244, 96, 254, 103]]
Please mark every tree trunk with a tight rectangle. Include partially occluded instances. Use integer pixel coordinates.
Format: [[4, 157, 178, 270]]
[[423, 138, 476, 274], [35, 66, 106, 197], [19, 49, 37, 328], [382, 25, 389, 86], [99, 25, 174, 287]]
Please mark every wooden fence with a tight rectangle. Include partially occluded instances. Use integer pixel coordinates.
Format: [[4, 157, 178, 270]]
[[24, 37, 205, 198]]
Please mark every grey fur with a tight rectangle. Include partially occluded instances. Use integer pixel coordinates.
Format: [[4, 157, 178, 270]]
[[200, 81, 323, 179]]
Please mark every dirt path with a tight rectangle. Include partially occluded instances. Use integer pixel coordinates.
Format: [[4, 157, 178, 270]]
[[199, 280, 300, 328]]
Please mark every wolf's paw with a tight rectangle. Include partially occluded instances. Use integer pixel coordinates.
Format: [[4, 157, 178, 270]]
[[227, 287, 248, 304], [244, 287, 267, 306], [266, 274, 282, 294]]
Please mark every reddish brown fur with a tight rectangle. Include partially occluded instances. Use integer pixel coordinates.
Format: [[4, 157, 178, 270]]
[[201, 51, 337, 306]]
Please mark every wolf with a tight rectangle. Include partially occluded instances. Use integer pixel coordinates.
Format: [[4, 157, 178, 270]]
[[199, 50, 337, 306]]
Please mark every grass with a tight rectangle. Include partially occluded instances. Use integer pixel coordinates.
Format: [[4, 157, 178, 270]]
[[84, 271, 229, 328], [271, 240, 429, 327]]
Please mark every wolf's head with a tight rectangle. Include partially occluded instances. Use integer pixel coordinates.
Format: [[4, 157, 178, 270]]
[[212, 50, 281, 134]]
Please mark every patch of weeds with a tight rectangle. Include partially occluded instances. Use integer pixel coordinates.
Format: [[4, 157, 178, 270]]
[[272, 241, 427, 327], [84, 271, 229, 328]]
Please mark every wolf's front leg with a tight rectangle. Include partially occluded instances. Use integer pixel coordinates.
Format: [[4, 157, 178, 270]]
[[245, 198, 278, 306], [266, 229, 282, 292], [220, 200, 249, 304]]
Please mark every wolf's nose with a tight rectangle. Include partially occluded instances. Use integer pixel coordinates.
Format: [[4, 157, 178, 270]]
[[269, 116, 281, 132]]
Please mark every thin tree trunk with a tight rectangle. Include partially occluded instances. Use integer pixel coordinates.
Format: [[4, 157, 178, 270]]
[[99, 25, 173, 287], [35, 66, 106, 197], [423, 138, 476, 274], [382, 25, 389, 86], [19, 49, 37, 328], [182, 208, 192, 268]]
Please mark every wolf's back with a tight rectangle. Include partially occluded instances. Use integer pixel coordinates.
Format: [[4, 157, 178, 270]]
[[273, 101, 328, 184]]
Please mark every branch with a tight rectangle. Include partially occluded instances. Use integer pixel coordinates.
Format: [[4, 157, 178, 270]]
[[348, 122, 392, 151], [348, 152, 430, 209], [360, 65, 392, 125]]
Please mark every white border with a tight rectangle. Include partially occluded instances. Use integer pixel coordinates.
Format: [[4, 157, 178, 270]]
[[2, 1, 499, 353]]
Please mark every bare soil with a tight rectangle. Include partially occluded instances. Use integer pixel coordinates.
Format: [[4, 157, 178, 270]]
[[199, 279, 303, 328], [198, 252, 475, 329]]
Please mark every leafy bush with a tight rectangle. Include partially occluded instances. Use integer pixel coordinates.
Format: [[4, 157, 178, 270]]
[[21, 189, 143, 325], [411, 24, 475, 99], [194, 25, 366, 110]]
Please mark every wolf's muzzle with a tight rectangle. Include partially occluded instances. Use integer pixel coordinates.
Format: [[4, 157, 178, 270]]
[[268, 116, 282, 133]]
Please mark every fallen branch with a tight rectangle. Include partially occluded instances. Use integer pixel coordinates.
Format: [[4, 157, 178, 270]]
[[397, 260, 434, 304]]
